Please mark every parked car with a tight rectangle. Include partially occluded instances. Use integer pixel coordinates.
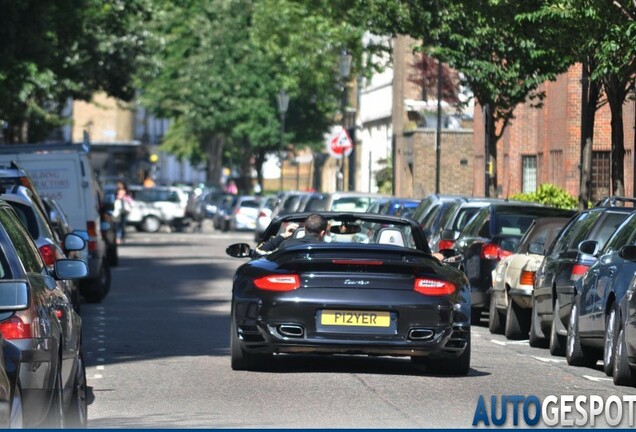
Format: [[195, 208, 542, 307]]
[[532, 199, 635, 354], [191, 189, 230, 222], [0, 145, 111, 305], [378, 198, 420, 218], [419, 197, 468, 245], [302, 192, 388, 213], [430, 198, 505, 252], [226, 212, 471, 374], [127, 185, 190, 232], [228, 195, 261, 231], [566, 210, 636, 378], [213, 195, 239, 232], [0, 200, 88, 427], [489, 217, 572, 339], [614, 258, 636, 386], [410, 194, 468, 228], [365, 196, 393, 214], [254, 195, 278, 241], [444, 202, 576, 324], [1, 186, 84, 313]]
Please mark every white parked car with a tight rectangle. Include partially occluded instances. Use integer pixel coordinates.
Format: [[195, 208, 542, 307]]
[[127, 186, 189, 232], [489, 217, 571, 340]]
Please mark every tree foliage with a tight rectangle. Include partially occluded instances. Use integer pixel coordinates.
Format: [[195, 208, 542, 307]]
[[0, 0, 156, 143], [510, 184, 578, 209]]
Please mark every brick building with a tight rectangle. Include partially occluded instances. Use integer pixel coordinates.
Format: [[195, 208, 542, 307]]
[[472, 63, 635, 200]]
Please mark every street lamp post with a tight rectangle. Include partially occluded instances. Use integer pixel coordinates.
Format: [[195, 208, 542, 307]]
[[338, 50, 352, 192], [277, 90, 289, 191]]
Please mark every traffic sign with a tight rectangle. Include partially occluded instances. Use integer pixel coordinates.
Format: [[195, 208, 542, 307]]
[[327, 127, 353, 159]]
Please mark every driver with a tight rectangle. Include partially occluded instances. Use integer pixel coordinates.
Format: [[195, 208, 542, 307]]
[[255, 213, 328, 254]]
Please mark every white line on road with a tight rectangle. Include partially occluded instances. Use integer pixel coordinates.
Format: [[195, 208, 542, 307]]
[[583, 375, 613, 382]]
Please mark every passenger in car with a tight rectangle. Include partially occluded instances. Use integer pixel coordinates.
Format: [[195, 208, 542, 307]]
[[255, 213, 328, 254]]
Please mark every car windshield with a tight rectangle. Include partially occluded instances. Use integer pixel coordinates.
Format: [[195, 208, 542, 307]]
[[273, 216, 420, 250]]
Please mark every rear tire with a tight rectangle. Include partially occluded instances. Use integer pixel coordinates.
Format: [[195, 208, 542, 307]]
[[529, 305, 548, 348], [549, 299, 566, 356], [426, 332, 471, 376], [505, 298, 530, 340], [65, 350, 87, 428], [43, 364, 64, 428], [9, 383, 23, 429], [142, 216, 161, 233], [613, 326, 636, 386], [488, 296, 503, 334], [603, 304, 618, 376], [566, 299, 598, 368], [230, 318, 270, 371]]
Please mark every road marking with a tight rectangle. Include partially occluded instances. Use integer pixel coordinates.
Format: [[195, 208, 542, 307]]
[[93, 374, 103, 379], [97, 365, 104, 370], [583, 375, 612, 382], [532, 356, 566, 363], [490, 340, 507, 346]]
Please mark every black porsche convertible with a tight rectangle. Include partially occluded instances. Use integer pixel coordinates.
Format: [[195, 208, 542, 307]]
[[226, 212, 471, 375]]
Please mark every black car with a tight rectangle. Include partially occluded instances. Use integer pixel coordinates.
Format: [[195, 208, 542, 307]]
[[614, 253, 636, 386], [444, 202, 575, 324], [0, 200, 88, 427], [532, 200, 635, 355], [226, 212, 471, 375], [566, 211, 636, 378]]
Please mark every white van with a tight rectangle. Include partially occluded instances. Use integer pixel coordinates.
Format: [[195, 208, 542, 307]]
[[0, 143, 111, 303]]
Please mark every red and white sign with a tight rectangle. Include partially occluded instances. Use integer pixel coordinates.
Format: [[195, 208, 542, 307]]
[[327, 127, 353, 159]]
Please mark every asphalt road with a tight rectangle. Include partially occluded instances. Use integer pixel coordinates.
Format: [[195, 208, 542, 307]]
[[80, 226, 636, 428]]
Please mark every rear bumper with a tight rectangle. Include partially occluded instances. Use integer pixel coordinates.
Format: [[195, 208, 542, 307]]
[[238, 322, 470, 359], [233, 292, 470, 359]]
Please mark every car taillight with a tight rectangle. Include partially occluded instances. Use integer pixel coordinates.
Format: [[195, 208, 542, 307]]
[[39, 244, 57, 267], [414, 278, 457, 296], [253, 274, 300, 291], [519, 270, 535, 286], [0, 315, 31, 339], [570, 264, 590, 282], [87, 221, 98, 252], [481, 243, 513, 260], [258, 210, 268, 218], [438, 239, 455, 250]]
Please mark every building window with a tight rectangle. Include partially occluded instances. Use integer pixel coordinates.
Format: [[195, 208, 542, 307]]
[[522, 155, 537, 193], [549, 150, 564, 188], [591, 151, 611, 202]]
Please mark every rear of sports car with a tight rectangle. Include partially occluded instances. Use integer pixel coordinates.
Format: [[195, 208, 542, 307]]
[[231, 244, 471, 374]]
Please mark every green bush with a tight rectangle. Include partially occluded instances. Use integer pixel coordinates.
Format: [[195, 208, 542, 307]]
[[509, 184, 577, 209]]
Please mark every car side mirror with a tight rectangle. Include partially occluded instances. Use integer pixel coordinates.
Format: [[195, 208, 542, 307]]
[[64, 233, 86, 251], [55, 259, 89, 280], [226, 243, 252, 258], [578, 239, 599, 256]]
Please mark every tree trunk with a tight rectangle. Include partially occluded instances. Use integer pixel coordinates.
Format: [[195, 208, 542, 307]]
[[579, 65, 600, 210], [483, 104, 498, 198], [204, 133, 225, 188], [606, 78, 627, 198]]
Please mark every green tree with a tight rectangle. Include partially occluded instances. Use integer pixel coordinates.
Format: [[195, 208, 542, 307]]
[[142, 0, 382, 189], [361, 0, 573, 197], [0, 0, 155, 143]]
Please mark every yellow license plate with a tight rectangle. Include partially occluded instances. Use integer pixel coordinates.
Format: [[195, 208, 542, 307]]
[[321, 310, 391, 327]]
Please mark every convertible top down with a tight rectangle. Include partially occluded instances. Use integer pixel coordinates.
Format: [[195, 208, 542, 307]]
[[226, 212, 471, 375]]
